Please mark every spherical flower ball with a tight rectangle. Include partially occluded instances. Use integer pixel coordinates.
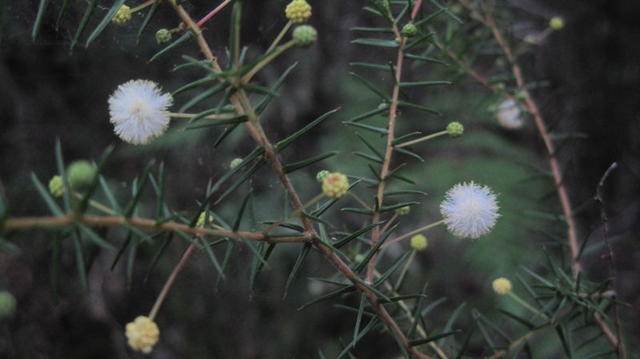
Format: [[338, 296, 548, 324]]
[[396, 206, 410, 216], [492, 277, 512, 295], [125, 316, 160, 354], [293, 25, 317, 47], [446, 121, 464, 137], [48, 175, 65, 197], [285, 0, 312, 24], [440, 182, 499, 239], [496, 99, 524, 130], [0, 291, 16, 318], [410, 234, 428, 251], [549, 16, 564, 30], [401, 23, 418, 37], [112, 5, 132, 25], [155, 29, 172, 44], [322, 172, 349, 199], [67, 160, 97, 190], [108, 80, 173, 145]]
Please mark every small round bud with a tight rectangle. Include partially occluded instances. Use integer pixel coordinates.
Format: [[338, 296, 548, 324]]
[[316, 170, 330, 182], [285, 0, 312, 24], [155, 29, 172, 44], [410, 234, 428, 251], [67, 161, 96, 190], [446, 121, 464, 137], [125, 316, 160, 354], [549, 16, 564, 31], [229, 158, 243, 170], [0, 291, 16, 318], [354, 254, 365, 264], [48, 175, 65, 198], [396, 206, 410, 216], [322, 172, 349, 199], [112, 5, 132, 25], [401, 23, 418, 37], [293, 25, 317, 47], [492, 277, 512, 295], [196, 212, 214, 228]]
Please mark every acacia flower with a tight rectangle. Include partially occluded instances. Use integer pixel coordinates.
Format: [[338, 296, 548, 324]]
[[492, 277, 512, 295], [108, 80, 173, 145], [285, 0, 312, 24], [125, 316, 159, 354], [112, 5, 132, 25], [440, 182, 499, 239], [322, 172, 349, 199]]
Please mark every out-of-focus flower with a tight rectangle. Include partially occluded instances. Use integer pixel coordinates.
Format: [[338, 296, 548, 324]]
[[410, 234, 428, 250], [229, 158, 243, 169], [48, 175, 65, 197], [549, 16, 564, 30], [67, 161, 96, 189], [108, 80, 173, 145], [492, 277, 512, 295], [496, 99, 524, 130], [440, 182, 499, 239], [196, 212, 214, 228]]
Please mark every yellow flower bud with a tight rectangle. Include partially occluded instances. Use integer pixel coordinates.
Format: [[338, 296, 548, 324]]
[[322, 172, 349, 199], [112, 5, 132, 25], [410, 234, 427, 251], [549, 16, 564, 31], [125, 316, 159, 353], [492, 277, 512, 295], [285, 0, 312, 24]]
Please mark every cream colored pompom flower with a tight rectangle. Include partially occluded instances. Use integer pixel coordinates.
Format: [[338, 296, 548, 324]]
[[440, 182, 499, 239], [125, 316, 160, 353], [108, 79, 173, 145]]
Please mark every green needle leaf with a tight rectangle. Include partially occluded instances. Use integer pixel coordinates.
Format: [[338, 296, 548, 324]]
[[85, 0, 126, 48]]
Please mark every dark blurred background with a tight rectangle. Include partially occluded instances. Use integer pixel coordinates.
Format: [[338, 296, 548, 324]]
[[0, 0, 639, 358]]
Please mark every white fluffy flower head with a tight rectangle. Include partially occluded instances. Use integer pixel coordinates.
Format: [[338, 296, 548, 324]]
[[108, 79, 173, 145], [440, 182, 499, 239]]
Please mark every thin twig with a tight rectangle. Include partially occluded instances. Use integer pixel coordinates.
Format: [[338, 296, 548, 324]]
[[594, 162, 625, 358], [149, 243, 196, 320], [2, 215, 307, 243]]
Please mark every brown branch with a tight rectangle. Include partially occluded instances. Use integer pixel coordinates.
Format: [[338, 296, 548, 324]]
[[2, 215, 306, 243], [167, 1, 434, 357], [452, 0, 621, 351]]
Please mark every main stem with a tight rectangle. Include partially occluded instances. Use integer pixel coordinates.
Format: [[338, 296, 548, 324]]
[[368, 35, 407, 283]]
